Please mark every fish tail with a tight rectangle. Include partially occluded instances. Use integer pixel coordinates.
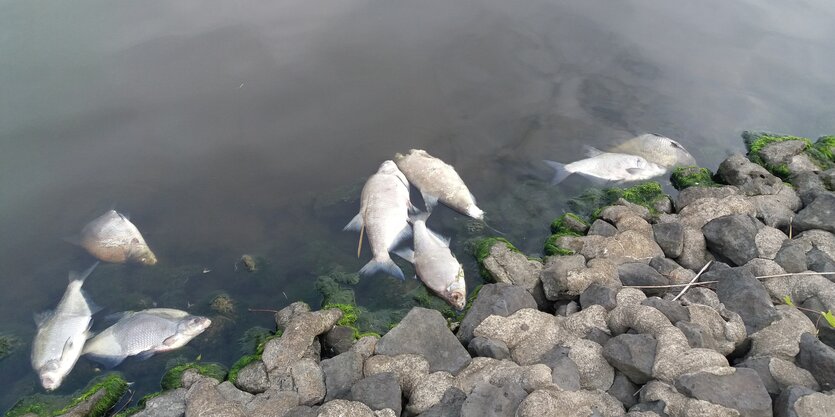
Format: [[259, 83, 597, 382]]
[[409, 210, 431, 224], [69, 261, 100, 284], [359, 257, 405, 281], [543, 160, 572, 185]]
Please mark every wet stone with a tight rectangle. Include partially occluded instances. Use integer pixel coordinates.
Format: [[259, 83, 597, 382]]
[[321, 350, 364, 401], [323, 325, 356, 357], [793, 171, 828, 206], [235, 360, 270, 394]]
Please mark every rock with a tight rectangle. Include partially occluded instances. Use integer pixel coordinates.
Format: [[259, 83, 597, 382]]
[[352, 336, 378, 360], [602, 334, 656, 384], [749, 184, 802, 230], [244, 390, 300, 417], [683, 303, 747, 356], [580, 282, 619, 311], [792, 390, 835, 417], [541, 256, 620, 300], [775, 240, 812, 273], [557, 231, 665, 265], [675, 185, 740, 211], [808, 248, 835, 274], [755, 226, 788, 259], [793, 171, 828, 206], [709, 266, 778, 334], [747, 305, 816, 361], [350, 372, 402, 415], [737, 357, 819, 396], [795, 230, 835, 260], [453, 357, 552, 394], [375, 307, 471, 374], [759, 140, 808, 166], [555, 301, 579, 316], [793, 193, 835, 234], [323, 326, 356, 357], [538, 345, 581, 391], [289, 358, 325, 405], [589, 219, 618, 237], [321, 350, 364, 401], [675, 367, 771, 417], [457, 283, 537, 345], [408, 372, 455, 415], [676, 227, 714, 270], [702, 214, 762, 266], [641, 297, 689, 324], [608, 372, 639, 409], [679, 195, 758, 230], [417, 388, 466, 417], [467, 337, 511, 360], [317, 400, 375, 417], [133, 389, 187, 417], [235, 360, 269, 394], [516, 388, 625, 417], [480, 242, 547, 307], [185, 378, 246, 417], [459, 381, 527, 417], [774, 385, 817, 417], [653, 222, 685, 258], [797, 332, 835, 390], [822, 168, 835, 189], [262, 308, 342, 372], [717, 153, 783, 196], [275, 302, 312, 331], [617, 263, 669, 296], [640, 380, 739, 416], [364, 354, 429, 395], [216, 381, 253, 406]]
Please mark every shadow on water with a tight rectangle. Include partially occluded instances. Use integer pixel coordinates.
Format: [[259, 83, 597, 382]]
[[2, 0, 835, 410]]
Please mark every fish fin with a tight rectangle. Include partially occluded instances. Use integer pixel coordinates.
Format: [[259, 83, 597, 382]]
[[137, 350, 157, 360], [582, 145, 604, 157], [409, 210, 431, 224], [343, 213, 364, 232], [626, 168, 648, 175], [543, 160, 572, 185], [359, 258, 405, 281], [407, 201, 421, 216], [162, 335, 179, 347], [34, 310, 54, 327], [69, 261, 100, 283], [85, 353, 127, 369], [393, 247, 415, 264], [469, 191, 478, 205], [117, 211, 130, 221], [104, 311, 132, 323], [388, 224, 413, 251], [81, 289, 103, 315], [421, 191, 439, 213], [426, 227, 451, 247], [61, 337, 77, 361]]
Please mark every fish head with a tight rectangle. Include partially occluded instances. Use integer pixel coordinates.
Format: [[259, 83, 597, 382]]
[[665, 139, 697, 167], [38, 361, 65, 391], [128, 244, 157, 265], [465, 205, 484, 221], [442, 265, 467, 311], [178, 316, 212, 338], [376, 160, 400, 175]]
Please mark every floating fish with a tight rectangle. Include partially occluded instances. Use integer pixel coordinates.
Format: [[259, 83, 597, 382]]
[[79, 210, 157, 265], [344, 160, 413, 280], [608, 133, 697, 168], [31, 263, 100, 390], [397, 213, 466, 310], [544, 146, 668, 185], [393, 149, 484, 220], [82, 308, 211, 368]]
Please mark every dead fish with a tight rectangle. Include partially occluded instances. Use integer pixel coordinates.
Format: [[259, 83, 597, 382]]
[[544, 146, 668, 185], [393, 149, 484, 220], [31, 263, 100, 390], [608, 133, 697, 168], [82, 308, 211, 368], [398, 213, 466, 310], [79, 209, 157, 265], [344, 160, 413, 280]]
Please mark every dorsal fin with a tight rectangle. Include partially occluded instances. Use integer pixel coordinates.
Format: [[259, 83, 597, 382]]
[[582, 145, 604, 157], [34, 310, 54, 327]]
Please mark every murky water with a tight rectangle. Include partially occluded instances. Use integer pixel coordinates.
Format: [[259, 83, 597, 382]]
[[2, 0, 835, 409]]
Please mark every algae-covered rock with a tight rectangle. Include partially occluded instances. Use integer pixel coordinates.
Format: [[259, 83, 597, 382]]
[[209, 292, 235, 316], [314, 275, 356, 306], [568, 182, 668, 220], [550, 213, 589, 235], [0, 332, 22, 361], [670, 166, 718, 190], [160, 362, 227, 390], [6, 374, 129, 417], [742, 131, 834, 178], [238, 254, 258, 272]]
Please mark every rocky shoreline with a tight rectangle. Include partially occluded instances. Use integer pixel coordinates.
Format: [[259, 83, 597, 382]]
[[7, 131, 835, 417]]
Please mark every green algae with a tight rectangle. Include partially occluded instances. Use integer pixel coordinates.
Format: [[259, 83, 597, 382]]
[[475, 237, 523, 281], [670, 166, 718, 190], [567, 181, 666, 220], [0, 332, 22, 361], [314, 275, 356, 306], [227, 354, 261, 385], [549, 213, 588, 235], [6, 374, 128, 417], [742, 131, 834, 177], [159, 362, 227, 391], [815, 135, 835, 161], [323, 303, 381, 339], [544, 232, 579, 256]]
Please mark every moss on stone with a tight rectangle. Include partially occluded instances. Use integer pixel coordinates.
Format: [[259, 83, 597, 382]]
[[544, 232, 579, 256], [742, 131, 834, 176], [567, 181, 666, 220], [815, 135, 835, 161], [113, 391, 165, 417], [7, 374, 128, 417], [314, 275, 356, 306], [238, 326, 273, 356], [549, 213, 589, 234], [160, 362, 228, 390], [670, 166, 718, 190], [474, 237, 521, 264], [324, 303, 359, 327], [227, 354, 261, 385], [742, 131, 811, 154], [409, 285, 459, 320]]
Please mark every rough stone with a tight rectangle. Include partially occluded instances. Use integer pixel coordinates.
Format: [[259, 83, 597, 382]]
[[364, 354, 429, 395], [589, 219, 618, 237], [417, 388, 466, 417], [541, 256, 620, 300], [617, 263, 669, 296], [747, 305, 816, 361], [352, 336, 378, 360], [702, 214, 762, 266], [759, 140, 808, 166], [321, 350, 364, 401], [793, 193, 835, 234], [132, 389, 187, 417], [408, 371, 456, 415], [793, 390, 835, 417], [808, 248, 835, 274], [717, 153, 783, 196], [755, 226, 788, 259], [602, 333, 656, 384], [674, 367, 772, 417], [676, 227, 714, 271], [275, 302, 312, 331], [457, 283, 537, 345], [710, 266, 779, 335], [262, 308, 342, 372], [684, 303, 747, 356], [350, 372, 402, 415], [234, 360, 270, 394], [653, 222, 685, 258], [467, 337, 511, 360], [317, 400, 375, 417], [793, 171, 828, 206], [737, 357, 819, 396], [243, 389, 299, 417], [376, 307, 470, 374], [675, 185, 740, 211], [556, 231, 664, 265], [459, 380, 527, 417], [608, 372, 639, 409], [185, 378, 246, 417], [538, 346, 581, 391], [797, 332, 835, 390], [774, 385, 816, 417], [480, 243, 547, 306], [289, 358, 325, 406], [641, 380, 739, 416], [641, 297, 689, 324], [822, 168, 835, 189], [775, 239, 812, 273], [580, 282, 619, 311], [516, 387, 625, 417], [216, 381, 253, 407], [323, 326, 356, 357]]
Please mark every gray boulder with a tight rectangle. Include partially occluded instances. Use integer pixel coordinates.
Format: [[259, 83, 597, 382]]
[[702, 214, 761, 266], [641, 297, 689, 325], [376, 307, 471, 374], [807, 248, 835, 274], [589, 219, 618, 237], [822, 168, 835, 189], [775, 239, 812, 273], [710, 266, 779, 334], [350, 372, 402, 415], [417, 388, 466, 417], [580, 282, 619, 311], [716, 153, 783, 196], [674, 367, 772, 417], [653, 222, 685, 258], [234, 360, 269, 394], [617, 263, 669, 296], [793, 171, 828, 206], [457, 283, 537, 345], [793, 193, 835, 234], [321, 350, 364, 401], [467, 337, 511, 360], [289, 358, 325, 406], [608, 372, 639, 409], [323, 326, 356, 357], [797, 332, 835, 390], [479, 242, 547, 307], [774, 385, 817, 417], [602, 333, 657, 384], [675, 185, 740, 211], [459, 380, 527, 417], [185, 379, 246, 417], [538, 345, 581, 391], [132, 389, 187, 417]]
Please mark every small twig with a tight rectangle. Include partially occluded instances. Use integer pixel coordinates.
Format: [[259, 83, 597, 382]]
[[625, 272, 835, 290], [111, 388, 135, 416], [248, 308, 279, 314], [755, 272, 835, 279], [789, 217, 793, 239], [672, 261, 712, 301]]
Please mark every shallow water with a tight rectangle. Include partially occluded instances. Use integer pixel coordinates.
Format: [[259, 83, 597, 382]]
[[2, 0, 835, 409]]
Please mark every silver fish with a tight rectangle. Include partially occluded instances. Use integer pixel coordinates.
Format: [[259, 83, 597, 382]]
[[393, 149, 484, 220], [344, 160, 413, 280], [399, 214, 466, 310], [82, 308, 211, 368], [544, 146, 668, 185], [608, 133, 697, 168], [31, 263, 100, 391], [80, 210, 157, 265]]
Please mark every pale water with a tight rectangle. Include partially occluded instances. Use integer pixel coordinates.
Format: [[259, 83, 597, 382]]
[[2, 0, 835, 410]]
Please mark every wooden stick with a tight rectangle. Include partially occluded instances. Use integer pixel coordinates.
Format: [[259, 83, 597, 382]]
[[248, 308, 279, 314], [625, 272, 835, 290], [357, 223, 365, 258], [672, 261, 712, 301]]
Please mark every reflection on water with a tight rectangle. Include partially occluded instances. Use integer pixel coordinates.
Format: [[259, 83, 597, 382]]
[[2, 0, 835, 408]]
